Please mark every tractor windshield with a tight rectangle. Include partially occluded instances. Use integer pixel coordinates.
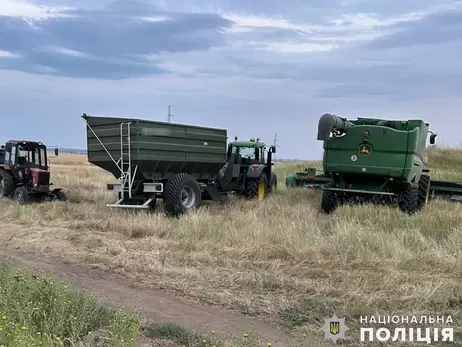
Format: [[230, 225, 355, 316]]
[[17, 145, 48, 169], [236, 146, 256, 160]]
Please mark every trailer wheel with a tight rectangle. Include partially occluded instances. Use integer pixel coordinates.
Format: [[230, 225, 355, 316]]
[[13, 187, 29, 205], [246, 175, 268, 200], [0, 170, 15, 197], [416, 174, 430, 210], [321, 187, 339, 214], [164, 173, 202, 216], [398, 187, 419, 215]]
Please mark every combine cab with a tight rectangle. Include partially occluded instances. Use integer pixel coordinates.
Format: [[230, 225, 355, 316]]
[[0, 140, 67, 204], [316, 114, 437, 214]]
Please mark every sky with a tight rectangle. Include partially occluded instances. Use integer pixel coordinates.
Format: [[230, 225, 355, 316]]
[[0, 0, 461, 159]]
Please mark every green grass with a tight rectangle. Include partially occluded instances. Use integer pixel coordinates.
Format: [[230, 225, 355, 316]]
[[0, 259, 140, 347]]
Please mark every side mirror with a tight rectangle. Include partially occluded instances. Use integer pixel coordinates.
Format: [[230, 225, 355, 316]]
[[269, 146, 276, 153], [429, 134, 437, 145], [0, 145, 4, 149], [55, 148, 59, 156]]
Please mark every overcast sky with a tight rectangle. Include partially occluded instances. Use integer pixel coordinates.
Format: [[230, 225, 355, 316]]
[[0, 0, 461, 159]]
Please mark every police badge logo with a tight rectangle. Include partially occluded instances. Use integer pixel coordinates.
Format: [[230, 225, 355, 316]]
[[322, 315, 349, 343]]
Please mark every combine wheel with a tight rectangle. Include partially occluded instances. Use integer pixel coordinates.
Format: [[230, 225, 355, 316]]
[[246, 175, 268, 200], [0, 170, 15, 197], [416, 174, 430, 210], [12, 187, 29, 205], [164, 173, 202, 216], [321, 185, 339, 214], [398, 187, 419, 215]]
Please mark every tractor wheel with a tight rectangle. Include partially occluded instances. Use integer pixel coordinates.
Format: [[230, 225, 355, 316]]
[[398, 187, 419, 215], [164, 173, 202, 216], [269, 175, 277, 194], [55, 190, 68, 202], [12, 187, 29, 205], [416, 174, 430, 210], [0, 170, 15, 197], [246, 175, 268, 200], [321, 187, 339, 214]]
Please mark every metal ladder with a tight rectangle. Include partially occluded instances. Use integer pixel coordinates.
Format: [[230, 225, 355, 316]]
[[119, 122, 134, 198]]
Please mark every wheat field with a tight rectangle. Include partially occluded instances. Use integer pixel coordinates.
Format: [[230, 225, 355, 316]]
[[1, 146, 462, 346]]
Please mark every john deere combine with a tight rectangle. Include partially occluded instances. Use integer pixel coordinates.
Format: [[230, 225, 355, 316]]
[[314, 114, 438, 214]]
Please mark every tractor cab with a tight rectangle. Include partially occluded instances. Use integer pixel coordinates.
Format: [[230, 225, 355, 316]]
[[1, 140, 54, 170], [227, 137, 274, 167]]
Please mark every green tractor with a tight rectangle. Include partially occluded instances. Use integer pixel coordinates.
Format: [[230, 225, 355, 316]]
[[316, 113, 438, 215], [220, 136, 277, 200]]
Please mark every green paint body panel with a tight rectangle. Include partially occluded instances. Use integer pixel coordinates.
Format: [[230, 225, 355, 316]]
[[285, 167, 332, 189], [323, 118, 428, 184], [83, 114, 228, 181]]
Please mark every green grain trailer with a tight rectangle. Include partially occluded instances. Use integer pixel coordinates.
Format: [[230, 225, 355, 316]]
[[316, 113, 438, 214], [81, 113, 275, 216]]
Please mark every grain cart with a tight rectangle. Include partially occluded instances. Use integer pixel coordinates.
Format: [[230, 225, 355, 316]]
[[316, 113, 437, 214], [218, 136, 277, 199], [81, 113, 276, 216], [0, 140, 67, 204]]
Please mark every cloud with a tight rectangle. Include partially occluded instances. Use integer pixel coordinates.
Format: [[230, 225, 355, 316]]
[[0, 0, 233, 78], [363, 6, 462, 48]]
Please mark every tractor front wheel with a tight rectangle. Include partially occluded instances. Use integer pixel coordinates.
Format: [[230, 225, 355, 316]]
[[13, 187, 29, 205], [269, 175, 277, 194], [398, 187, 419, 215], [0, 170, 15, 197], [246, 175, 268, 200], [55, 190, 68, 202], [164, 173, 202, 216]]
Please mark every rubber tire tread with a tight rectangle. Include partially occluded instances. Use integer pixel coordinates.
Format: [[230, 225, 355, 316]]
[[0, 170, 15, 197], [398, 188, 419, 215], [164, 173, 202, 216], [246, 175, 267, 199], [321, 187, 339, 214], [416, 174, 430, 210], [13, 186, 29, 204], [56, 190, 68, 201], [269, 175, 277, 194]]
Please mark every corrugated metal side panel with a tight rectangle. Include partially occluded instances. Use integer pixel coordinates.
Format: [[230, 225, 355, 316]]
[[137, 120, 227, 163]]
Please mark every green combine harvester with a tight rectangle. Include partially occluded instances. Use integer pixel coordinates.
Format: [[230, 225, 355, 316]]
[[287, 113, 462, 214], [81, 113, 277, 216]]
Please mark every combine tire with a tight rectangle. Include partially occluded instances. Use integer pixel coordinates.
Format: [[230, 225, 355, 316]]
[[164, 173, 202, 216], [0, 170, 15, 197], [398, 187, 419, 215], [416, 174, 430, 210], [246, 175, 268, 200], [12, 187, 29, 205], [321, 187, 339, 214]]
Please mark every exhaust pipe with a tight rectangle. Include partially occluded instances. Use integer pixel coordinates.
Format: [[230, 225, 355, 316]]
[[317, 113, 352, 141]]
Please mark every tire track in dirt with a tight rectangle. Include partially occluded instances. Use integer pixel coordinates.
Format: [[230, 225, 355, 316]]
[[0, 246, 307, 346]]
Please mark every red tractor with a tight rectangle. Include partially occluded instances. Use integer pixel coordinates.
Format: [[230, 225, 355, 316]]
[[0, 140, 67, 204]]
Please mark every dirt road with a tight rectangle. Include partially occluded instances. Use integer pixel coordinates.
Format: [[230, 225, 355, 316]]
[[0, 245, 302, 346]]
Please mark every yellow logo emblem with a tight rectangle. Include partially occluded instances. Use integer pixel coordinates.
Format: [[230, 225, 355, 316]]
[[359, 144, 371, 155]]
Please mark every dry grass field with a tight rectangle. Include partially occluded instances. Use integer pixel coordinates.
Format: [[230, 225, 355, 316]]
[[1, 146, 462, 346]]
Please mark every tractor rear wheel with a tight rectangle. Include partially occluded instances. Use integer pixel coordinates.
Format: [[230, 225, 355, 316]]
[[416, 174, 430, 211], [164, 173, 202, 216], [269, 175, 277, 194], [246, 175, 268, 200], [398, 187, 419, 215], [12, 187, 29, 205], [321, 186, 339, 214], [0, 170, 15, 197]]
